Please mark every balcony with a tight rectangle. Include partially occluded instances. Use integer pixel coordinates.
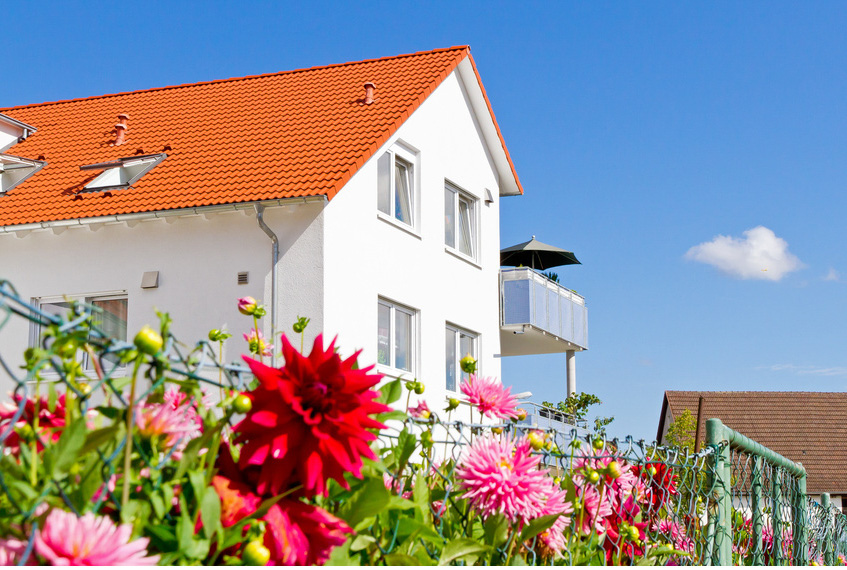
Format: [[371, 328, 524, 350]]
[[499, 267, 588, 356]]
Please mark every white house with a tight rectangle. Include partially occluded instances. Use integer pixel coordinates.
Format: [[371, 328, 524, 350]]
[[0, 47, 587, 412]]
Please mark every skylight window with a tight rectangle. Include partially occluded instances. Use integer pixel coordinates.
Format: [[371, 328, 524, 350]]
[[0, 154, 46, 195], [80, 153, 166, 191]]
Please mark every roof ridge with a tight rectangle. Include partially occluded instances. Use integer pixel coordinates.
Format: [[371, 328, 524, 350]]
[[0, 45, 471, 113]]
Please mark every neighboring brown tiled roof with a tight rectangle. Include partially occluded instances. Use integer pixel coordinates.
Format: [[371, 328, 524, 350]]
[[659, 391, 847, 494], [0, 46, 522, 228]]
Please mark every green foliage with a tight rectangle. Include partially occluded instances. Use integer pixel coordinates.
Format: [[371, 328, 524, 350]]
[[542, 391, 615, 434], [665, 408, 697, 451]]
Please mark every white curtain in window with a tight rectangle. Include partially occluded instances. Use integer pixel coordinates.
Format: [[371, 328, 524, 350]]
[[377, 303, 391, 366], [445, 328, 457, 392], [377, 153, 391, 215], [394, 309, 411, 371], [444, 188, 455, 248]]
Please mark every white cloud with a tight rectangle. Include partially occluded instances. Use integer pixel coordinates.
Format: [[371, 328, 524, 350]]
[[823, 267, 840, 282], [685, 226, 802, 281], [758, 364, 847, 377]]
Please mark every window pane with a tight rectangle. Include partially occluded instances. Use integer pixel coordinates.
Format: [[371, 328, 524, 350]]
[[36, 301, 73, 349], [394, 309, 411, 371], [377, 152, 391, 215], [460, 333, 475, 382], [90, 298, 128, 367], [458, 197, 473, 257], [377, 303, 390, 366], [445, 328, 457, 392], [444, 187, 455, 247], [394, 159, 412, 225]]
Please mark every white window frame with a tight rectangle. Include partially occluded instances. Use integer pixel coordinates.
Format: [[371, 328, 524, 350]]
[[445, 323, 479, 393], [30, 291, 129, 374], [377, 143, 419, 231], [81, 153, 166, 192], [377, 297, 418, 378], [444, 181, 479, 262]]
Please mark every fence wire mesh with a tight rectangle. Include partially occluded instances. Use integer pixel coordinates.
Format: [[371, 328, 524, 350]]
[[3, 279, 847, 565]]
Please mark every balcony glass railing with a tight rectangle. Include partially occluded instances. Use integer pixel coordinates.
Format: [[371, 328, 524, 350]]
[[500, 267, 588, 349]]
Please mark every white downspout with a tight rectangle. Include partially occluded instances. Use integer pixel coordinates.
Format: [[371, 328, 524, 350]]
[[566, 350, 576, 397], [255, 204, 279, 367]]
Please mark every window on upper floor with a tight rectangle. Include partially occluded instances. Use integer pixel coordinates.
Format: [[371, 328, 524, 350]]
[[377, 144, 417, 229], [31, 293, 128, 371], [444, 181, 478, 260], [445, 324, 478, 392], [81, 153, 166, 192], [377, 297, 417, 376]]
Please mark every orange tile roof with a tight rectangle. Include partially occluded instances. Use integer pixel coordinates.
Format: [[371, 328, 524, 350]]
[[0, 46, 522, 228], [659, 391, 847, 494]]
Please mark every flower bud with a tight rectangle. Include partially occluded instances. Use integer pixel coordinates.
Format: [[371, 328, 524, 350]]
[[528, 432, 544, 451], [420, 431, 434, 448], [459, 354, 477, 374], [586, 469, 601, 484], [516, 408, 527, 421], [134, 325, 163, 355], [233, 394, 252, 414], [492, 426, 504, 434], [606, 460, 623, 480], [414, 382, 425, 395], [592, 437, 605, 451], [238, 296, 258, 316], [242, 540, 271, 566], [292, 316, 310, 334], [445, 397, 461, 412], [648, 465, 657, 477]]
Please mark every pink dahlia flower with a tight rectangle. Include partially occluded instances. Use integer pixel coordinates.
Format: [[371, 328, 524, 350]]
[[234, 334, 390, 497], [237, 296, 258, 315], [535, 482, 574, 558], [460, 375, 519, 420], [653, 518, 694, 554], [244, 328, 273, 357], [263, 499, 351, 565], [135, 388, 202, 452], [34, 510, 159, 565], [408, 400, 431, 419], [0, 537, 27, 565], [573, 484, 614, 535], [455, 434, 550, 522]]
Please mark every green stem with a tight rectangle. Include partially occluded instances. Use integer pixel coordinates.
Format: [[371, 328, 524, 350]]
[[252, 315, 262, 365], [121, 358, 143, 507], [300, 330, 304, 354], [217, 340, 224, 403], [30, 377, 42, 486]]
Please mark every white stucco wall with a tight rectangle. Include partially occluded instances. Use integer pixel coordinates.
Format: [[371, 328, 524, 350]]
[[0, 201, 325, 389], [322, 69, 503, 414]]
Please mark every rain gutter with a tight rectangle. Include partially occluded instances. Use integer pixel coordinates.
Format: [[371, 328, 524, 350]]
[[255, 203, 279, 367]]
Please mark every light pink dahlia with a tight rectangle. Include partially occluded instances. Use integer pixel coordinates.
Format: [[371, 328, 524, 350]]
[[244, 328, 273, 357], [0, 537, 27, 565], [460, 375, 519, 420], [653, 518, 694, 553], [135, 388, 201, 451], [34, 510, 159, 565], [455, 434, 550, 522], [408, 400, 431, 419]]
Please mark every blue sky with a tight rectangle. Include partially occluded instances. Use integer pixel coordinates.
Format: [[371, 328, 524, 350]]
[[5, 1, 847, 440]]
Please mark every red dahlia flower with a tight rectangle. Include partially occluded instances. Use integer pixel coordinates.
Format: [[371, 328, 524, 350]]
[[0, 393, 67, 454], [234, 334, 389, 497]]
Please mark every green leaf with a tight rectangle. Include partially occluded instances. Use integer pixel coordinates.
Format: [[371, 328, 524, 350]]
[[483, 513, 510, 549], [376, 410, 409, 423], [46, 417, 86, 477], [175, 431, 213, 480], [342, 476, 391, 527], [150, 492, 166, 519], [80, 425, 121, 455], [324, 538, 356, 566], [349, 534, 376, 552], [396, 429, 417, 468], [397, 517, 443, 543], [438, 538, 491, 566], [145, 523, 178, 552], [519, 513, 560, 542], [384, 552, 425, 565], [377, 378, 403, 405], [200, 486, 222, 539]]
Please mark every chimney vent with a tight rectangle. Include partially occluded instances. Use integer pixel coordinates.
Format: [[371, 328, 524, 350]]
[[363, 82, 376, 105], [113, 113, 130, 146]]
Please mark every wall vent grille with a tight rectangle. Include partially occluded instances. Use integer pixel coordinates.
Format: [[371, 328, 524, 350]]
[[237, 272, 249, 285]]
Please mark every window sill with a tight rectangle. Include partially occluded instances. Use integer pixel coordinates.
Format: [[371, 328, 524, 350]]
[[377, 212, 422, 240], [377, 364, 416, 381], [445, 247, 482, 269]]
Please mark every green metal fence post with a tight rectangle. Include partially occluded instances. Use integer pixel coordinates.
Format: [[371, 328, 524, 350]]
[[793, 472, 808, 565], [751, 456, 764, 565], [706, 418, 731, 565], [772, 469, 784, 565], [822, 493, 835, 566]]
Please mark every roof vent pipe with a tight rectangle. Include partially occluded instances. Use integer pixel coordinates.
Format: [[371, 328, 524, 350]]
[[363, 82, 376, 105], [113, 113, 130, 146]]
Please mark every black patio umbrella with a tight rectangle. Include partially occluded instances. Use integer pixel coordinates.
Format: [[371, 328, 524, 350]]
[[500, 236, 581, 270]]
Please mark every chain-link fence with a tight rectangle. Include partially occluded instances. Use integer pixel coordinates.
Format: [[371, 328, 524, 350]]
[[3, 279, 847, 565]]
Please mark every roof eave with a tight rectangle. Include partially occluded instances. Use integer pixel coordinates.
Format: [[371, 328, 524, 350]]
[[456, 55, 523, 197]]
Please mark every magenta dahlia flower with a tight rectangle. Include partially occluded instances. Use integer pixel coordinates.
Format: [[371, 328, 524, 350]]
[[408, 400, 431, 419], [460, 375, 520, 420], [34, 510, 159, 565], [0, 393, 67, 454], [262, 499, 351, 565], [234, 334, 389, 497], [455, 434, 550, 522]]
